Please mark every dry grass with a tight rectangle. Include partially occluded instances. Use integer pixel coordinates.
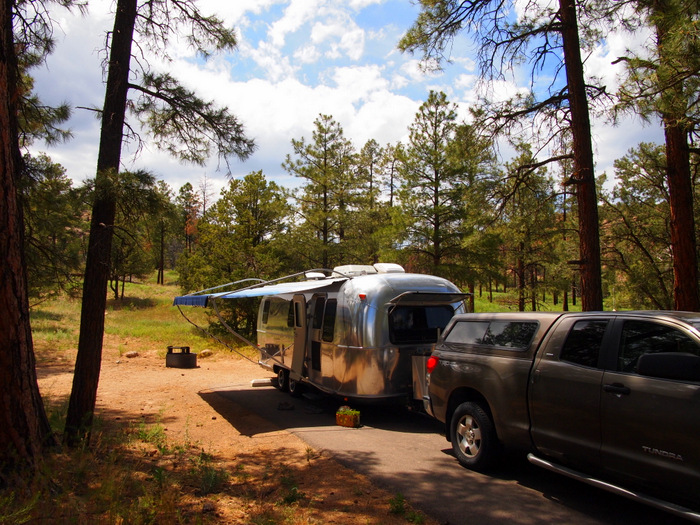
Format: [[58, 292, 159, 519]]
[[4, 273, 434, 525]]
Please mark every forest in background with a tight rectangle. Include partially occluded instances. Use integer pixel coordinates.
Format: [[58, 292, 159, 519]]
[[23, 98, 696, 319]]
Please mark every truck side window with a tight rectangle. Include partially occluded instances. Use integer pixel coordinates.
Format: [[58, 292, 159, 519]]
[[322, 299, 337, 342], [444, 321, 489, 344], [484, 321, 538, 348], [560, 320, 608, 367], [444, 321, 537, 349], [618, 320, 700, 372]]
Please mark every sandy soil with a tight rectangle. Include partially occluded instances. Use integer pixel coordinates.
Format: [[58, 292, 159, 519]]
[[36, 346, 438, 524]]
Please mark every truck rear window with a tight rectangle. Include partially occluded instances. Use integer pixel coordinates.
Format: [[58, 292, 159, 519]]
[[445, 320, 538, 349], [389, 305, 454, 344]]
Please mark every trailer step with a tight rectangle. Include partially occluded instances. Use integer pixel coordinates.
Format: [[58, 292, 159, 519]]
[[251, 378, 275, 388]]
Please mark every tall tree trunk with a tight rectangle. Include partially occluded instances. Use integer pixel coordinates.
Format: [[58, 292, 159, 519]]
[[65, 0, 137, 445], [530, 266, 536, 311], [517, 248, 525, 312], [559, 0, 603, 311], [158, 220, 165, 285], [0, 0, 54, 469], [654, 2, 700, 311], [664, 124, 700, 310]]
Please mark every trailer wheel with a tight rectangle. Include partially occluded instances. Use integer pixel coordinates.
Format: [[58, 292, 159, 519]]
[[276, 369, 289, 392], [288, 377, 304, 397], [450, 402, 499, 472]]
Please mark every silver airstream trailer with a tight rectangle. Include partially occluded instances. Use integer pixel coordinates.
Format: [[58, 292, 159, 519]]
[[174, 263, 468, 404]]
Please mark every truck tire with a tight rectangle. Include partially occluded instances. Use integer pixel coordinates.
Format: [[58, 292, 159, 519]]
[[450, 402, 498, 472]]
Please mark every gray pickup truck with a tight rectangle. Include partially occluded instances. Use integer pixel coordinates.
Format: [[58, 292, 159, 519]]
[[425, 311, 700, 521]]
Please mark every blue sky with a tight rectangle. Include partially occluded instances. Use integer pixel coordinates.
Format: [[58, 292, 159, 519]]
[[31, 0, 663, 197]]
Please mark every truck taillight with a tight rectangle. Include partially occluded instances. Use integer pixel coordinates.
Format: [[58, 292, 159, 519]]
[[426, 355, 439, 374]]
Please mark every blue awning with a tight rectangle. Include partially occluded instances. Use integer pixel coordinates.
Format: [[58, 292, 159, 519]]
[[173, 278, 347, 307]]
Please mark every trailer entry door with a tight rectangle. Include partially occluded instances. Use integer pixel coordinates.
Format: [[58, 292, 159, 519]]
[[290, 294, 307, 381]]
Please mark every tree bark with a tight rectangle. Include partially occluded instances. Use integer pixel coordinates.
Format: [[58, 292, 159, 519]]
[[664, 123, 700, 311], [517, 247, 525, 312], [559, 0, 603, 311], [0, 0, 54, 470], [653, 5, 700, 312], [65, 0, 137, 445], [158, 219, 165, 284]]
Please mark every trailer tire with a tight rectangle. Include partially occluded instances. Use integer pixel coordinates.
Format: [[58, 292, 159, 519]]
[[450, 402, 499, 472], [276, 369, 289, 392], [288, 377, 304, 397]]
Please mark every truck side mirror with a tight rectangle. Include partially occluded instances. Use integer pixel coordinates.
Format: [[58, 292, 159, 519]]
[[636, 352, 700, 382]]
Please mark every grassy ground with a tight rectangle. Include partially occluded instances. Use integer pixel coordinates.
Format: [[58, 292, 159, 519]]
[[473, 289, 583, 313], [31, 272, 251, 363]]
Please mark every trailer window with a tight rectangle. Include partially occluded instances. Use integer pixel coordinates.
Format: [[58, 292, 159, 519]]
[[389, 305, 454, 344], [312, 297, 326, 329], [287, 301, 294, 327], [261, 299, 271, 324], [322, 299, 337, 342], [261, 298, 294, 330]]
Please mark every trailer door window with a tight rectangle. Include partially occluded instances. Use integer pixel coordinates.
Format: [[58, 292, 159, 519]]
[[389, 305, 454, 344], [287, 301, 294, 327], [261, 299, 271, 324], [322, 299, 338, 342], [312, 297, 326, 329]]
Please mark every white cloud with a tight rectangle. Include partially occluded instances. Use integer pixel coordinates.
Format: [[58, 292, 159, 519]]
[[242, 39, 298, 81], [269, 0, 323, 48], [586, 26, 654, 94], [591, 114, 663, 180], [399, 59, 438, 83], [339, 27, 366, 61], [294, 44, 321, 64], [348, 0, 383, 9], [309, 14, 366, 61], [331, 65, 388, 101], [198, 0, 283, 25]]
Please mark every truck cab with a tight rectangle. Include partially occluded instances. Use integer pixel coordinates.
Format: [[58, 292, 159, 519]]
[[426, 311, 700, 518]]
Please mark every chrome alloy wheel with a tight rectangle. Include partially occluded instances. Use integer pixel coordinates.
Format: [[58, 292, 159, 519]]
[[456, 414, 482, 458]]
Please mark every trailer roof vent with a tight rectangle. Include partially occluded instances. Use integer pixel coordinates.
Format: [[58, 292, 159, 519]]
[[305, 271, 326, 280], [374, 263, 405, 274], [332, 265, 378, 277]]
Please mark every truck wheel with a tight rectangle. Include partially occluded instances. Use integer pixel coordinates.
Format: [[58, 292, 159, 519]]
[[276, 369, 289, 392], [450, 402, 498, 471]]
